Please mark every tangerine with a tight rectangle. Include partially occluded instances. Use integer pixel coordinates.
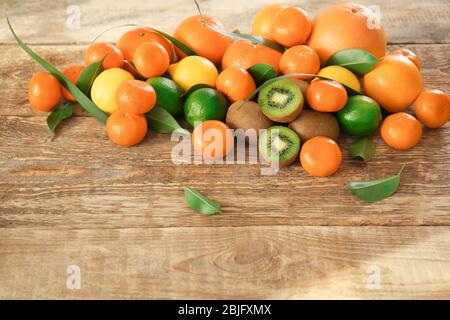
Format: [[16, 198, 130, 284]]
[[192, 120, 234, 161], [61, 64, 85, 102], [272, 7, 312, 47], [84, 42, 124, 70], [28, 71, 62, 112], [252, 4, 288, 41], [307, 80, 348, 112], [216, 67, 256, 103], [133, 41, 170, 78], [391, 48, 421, 69], [279, 45, 320, 80], [106, 110, 148, 147], [116, 80, 156, 114], [415, 90, 449, 128], [300, 136, 342, 177], [380, 112, 422, 150]]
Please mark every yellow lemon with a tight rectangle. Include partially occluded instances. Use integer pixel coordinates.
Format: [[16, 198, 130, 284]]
[[91, 68, 134, 113], [317, 66, 361, 93], [168, 56, 218, 91]]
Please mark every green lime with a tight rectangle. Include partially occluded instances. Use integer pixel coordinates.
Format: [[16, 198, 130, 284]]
[[147, 77, 183, 116], [184, 88, 229, 127], [337, 95, 382, 136], [248, 63, 277, 86]]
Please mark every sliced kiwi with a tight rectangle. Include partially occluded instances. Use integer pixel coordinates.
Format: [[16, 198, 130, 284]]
[[259, 126, 301, 167], [258, 79, 304, 123], [289, 110, 340, 142]]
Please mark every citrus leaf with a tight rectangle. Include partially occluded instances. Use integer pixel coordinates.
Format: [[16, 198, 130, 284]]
[[47, 102, 76, 133], [327, 49, 380, 75], [181, 83, 212, 99], [248, 63, 277, 86], [7, 16, 108, 123], [76, 59, 104, 97], [146, 106, 190, 135], [347, 165, 406, 202], [349, 137, 376, 162], [151, 29, 197, 56], [210, 27, 285, 53], [123, 60, 144, 79], [184, 186, 221, 215]]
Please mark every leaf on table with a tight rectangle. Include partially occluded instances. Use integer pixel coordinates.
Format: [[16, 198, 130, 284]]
[[347, 164, 406, 202], [76, 59, 104, 96], [349, 137, 376, 162], [326, 49, 380, 75], [248, 63, 277, 86], [146, 106, 190, 135], [7, 16, 108, 123], [184, 186, 221, 215], [47, 102, 77, 134]]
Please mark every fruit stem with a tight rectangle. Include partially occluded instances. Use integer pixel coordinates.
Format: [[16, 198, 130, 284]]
[[194, 0, 204, 18]]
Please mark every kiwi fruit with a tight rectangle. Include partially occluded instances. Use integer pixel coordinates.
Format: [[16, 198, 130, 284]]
[[290, 78, 310, 98], [258, 126, 301, 167], [289, 110, 340, 142], [226, 101, 273, 144], [258, 79, 304, 123]]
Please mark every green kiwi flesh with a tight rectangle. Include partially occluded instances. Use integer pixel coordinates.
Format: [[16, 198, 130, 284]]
[[258, 79, 304, 123], [258, 126, 301, 167]]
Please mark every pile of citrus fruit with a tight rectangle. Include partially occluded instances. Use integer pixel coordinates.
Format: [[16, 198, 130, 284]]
[[25, 2, 449, 177]]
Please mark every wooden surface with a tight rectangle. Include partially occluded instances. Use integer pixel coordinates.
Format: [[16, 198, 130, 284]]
[[0, 0, 449, 299]]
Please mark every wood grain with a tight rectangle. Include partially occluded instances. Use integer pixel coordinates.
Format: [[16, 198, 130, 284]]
[[1, 0, 450, 44], [1, 226, 450, 299], [0, 115, 449, 229]]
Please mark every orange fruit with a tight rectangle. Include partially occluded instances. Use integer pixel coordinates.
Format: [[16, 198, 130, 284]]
[[271, 6, 312, 47], [133, 41, 170, 78], [28, 71, 61, 112], [307, 3, 387, 65], [391, 48, 421, 69], [216, 67, 256, 102], [279, 45, 320, 80], [363, 55, 422, 113], [381, 112, 422, 150], [61, 64, 85, 102], [415, 90, 450, 128], [116, 80, 156, 114], [252, 4, 289, 41], [192, 120, 234, 161], [116, 27, 174, 62], [174, 15, 232, 65], [307, 80, 348, 112], [300, 136, 342, 177], [84, 42, 124, 70], [106, 110, 148, 147], [222, 40, 283, 73]]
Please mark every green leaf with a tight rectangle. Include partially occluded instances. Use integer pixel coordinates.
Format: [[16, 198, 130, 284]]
[[146, 106, 190, 135], [7, 16, 108, 123], [123, 60, 143, 79], [349, 137, 376, 162], [76, 59, 104, 96], [347, 165, 406, 203], [151, 28, 197, 56], [181, 83, 212, 99], [248, 63, 277, 86], [47, 102, 76, 133], [327, 49, 380, 75], [184, 186, 221, 215], [210, 27, 285, 53]]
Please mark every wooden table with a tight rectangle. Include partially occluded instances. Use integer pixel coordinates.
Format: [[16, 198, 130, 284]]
[[0, 0, 449, 299]]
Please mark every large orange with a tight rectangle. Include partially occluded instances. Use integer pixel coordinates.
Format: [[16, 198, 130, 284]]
[[116, 27, 175, 62], [174, 15, 232, 65], [307, 3, 387, 65], [251, 4, 288, 41], [222, 40, 282, 73], [363, 55, 422, 113]]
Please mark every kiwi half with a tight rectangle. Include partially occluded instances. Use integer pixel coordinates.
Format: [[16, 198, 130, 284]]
[[258, 126, 301, 167], [258, 79, 304, 123]]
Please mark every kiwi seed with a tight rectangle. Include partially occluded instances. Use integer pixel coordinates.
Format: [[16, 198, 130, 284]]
[[258, 126, 301, 167]]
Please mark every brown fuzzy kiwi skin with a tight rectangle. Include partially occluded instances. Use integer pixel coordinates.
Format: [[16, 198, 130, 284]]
[[226, 101, 273, 144], [290, 79, 310, 98], [289, 110, 340, 142]]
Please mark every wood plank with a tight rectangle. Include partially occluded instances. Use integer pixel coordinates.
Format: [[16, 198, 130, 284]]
[[0, 43, 449, 118], [1, 0, 449, 45], [0, 115, 449, 229], [1, 226, 449, 299]]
